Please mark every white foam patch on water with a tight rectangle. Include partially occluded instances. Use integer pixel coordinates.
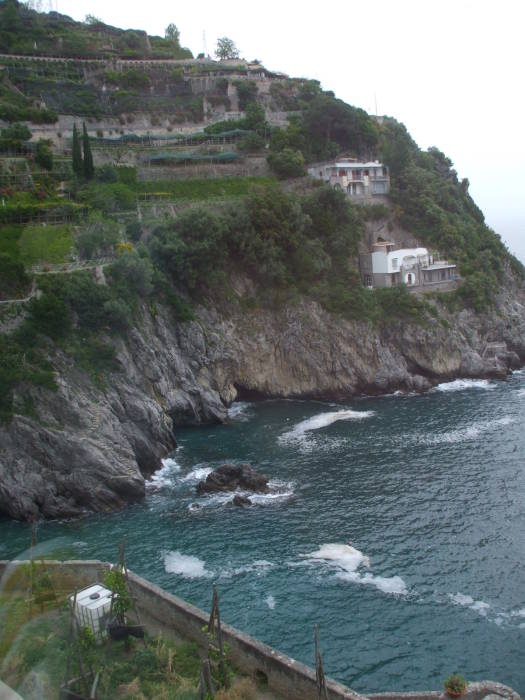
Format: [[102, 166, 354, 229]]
[[304, 543, 408, 596], [279, 409, 374, 446], [517, 389, 525, 397], [449, 592, 490, 616], [181, 466, 213, 483], [148, 457, 181, 490], [417, 416, 514, 445], [228, 402, 254, 421], [265, 594, 276, 610], [164, 551, 211, 579], [231, 560, 274, 576], [337, 571, 408, 595], [435, 379, 496, 392], [249, 480, 295, 504]]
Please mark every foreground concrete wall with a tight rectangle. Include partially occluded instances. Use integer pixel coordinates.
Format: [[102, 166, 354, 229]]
[[0, 561, 520, 700]]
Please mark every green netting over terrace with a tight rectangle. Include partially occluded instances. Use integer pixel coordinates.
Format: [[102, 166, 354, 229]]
[[141, 151, 241, 164], [89, 129, 251, 146]]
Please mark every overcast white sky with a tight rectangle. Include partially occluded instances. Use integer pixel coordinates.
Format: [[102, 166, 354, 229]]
[[50, 0, 525, 262]]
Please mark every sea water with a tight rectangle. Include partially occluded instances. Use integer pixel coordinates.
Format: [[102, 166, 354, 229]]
[[1, 375, 525, 694]]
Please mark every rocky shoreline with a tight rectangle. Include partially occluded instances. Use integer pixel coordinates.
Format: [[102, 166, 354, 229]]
[[1, 274, 525, 521]]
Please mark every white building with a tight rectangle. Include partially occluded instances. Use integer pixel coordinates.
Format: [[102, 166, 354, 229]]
[[359, 241, 457, 289], [308, 158, 390, 197]]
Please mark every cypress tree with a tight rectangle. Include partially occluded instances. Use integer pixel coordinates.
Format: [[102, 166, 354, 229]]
[[82, 122, 94, 180], [72, 123, 82, 176]]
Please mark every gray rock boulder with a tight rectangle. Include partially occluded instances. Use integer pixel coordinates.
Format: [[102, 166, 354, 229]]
[[196, 464, 269, 495]]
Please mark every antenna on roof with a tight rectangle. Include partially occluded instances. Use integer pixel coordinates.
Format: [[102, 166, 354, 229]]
[[203, 30, 208, 58], [374, 92, 378, 117]]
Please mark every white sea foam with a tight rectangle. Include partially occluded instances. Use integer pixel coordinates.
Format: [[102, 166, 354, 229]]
[[517, 389, 525, 397], [249, 480, 295, 504], [164, 551, 211, 579], [279, 409, 374, 446], [417, 416, 514, 446], [228, 402, 254, 421], [308, 543, 371, 571], [148, 457, 181, 490], [435, 379, 495, 392], [337, 571, 408, 595], [181, 466, 213, 483], [306, 543, 407, 596], [265, 594, 276, 610], [449, 592, 490, 616], [231, 560, 274, 576]]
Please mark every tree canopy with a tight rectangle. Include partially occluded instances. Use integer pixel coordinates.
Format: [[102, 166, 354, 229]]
[[164, 23, 180, 46], [215, 36, 239, 61]]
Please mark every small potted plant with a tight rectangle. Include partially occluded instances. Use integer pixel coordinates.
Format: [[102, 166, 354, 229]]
[[444, 674, 467, 697]]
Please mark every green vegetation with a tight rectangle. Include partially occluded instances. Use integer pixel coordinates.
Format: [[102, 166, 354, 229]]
[[72, 123, 82, 176], [0, 563, 262, 699], [444, 674, 468, 696], [379, 117, 525, 310], [0, 80, 57, 124], [0, 122, 32, 152], [0, 0, 192, 59], [215, 36, 240, 61], [17, 224, 73, 266], [267, 147, 306, 179], [82, 122, 95, 180]]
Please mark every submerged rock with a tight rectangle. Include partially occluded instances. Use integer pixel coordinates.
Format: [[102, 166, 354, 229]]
[[196, 464, 269, 495]]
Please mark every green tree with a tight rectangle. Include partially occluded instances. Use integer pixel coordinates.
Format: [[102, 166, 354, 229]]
[[267, 148, 306, 179], [215, 36, 239, 61], [72, 123, 83, 176], [164, 23, 180, 46], [82, 122, 94, 180], [0, 123, 31, 153], [35, 140, 53, 171]]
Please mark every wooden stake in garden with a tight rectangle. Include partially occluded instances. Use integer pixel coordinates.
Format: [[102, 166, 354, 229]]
[[207, 583, 228, 688], [314, 624, 329, 700]]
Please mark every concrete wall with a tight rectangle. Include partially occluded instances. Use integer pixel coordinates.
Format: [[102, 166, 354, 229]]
[[0, 561, 520, 700]]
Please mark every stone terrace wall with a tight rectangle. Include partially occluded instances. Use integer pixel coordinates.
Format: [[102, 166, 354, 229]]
[[0, 561, 520, 700]]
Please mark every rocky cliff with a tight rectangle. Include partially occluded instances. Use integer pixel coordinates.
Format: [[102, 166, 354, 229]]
[[1, 270, 524, 521]]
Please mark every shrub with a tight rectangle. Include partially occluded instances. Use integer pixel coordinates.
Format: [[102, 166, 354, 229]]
[[267, 148, 306, 179], [26, 293, 72, 340], [0, 253, 29, 299], [109, 251, 154, 296]]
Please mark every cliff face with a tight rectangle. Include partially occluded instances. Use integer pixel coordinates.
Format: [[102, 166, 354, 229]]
[[1, 274, 525, 521]]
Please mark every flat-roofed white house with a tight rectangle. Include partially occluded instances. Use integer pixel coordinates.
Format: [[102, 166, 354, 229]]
[[308, 158, 390, 197], [359, 240, 457, 289]]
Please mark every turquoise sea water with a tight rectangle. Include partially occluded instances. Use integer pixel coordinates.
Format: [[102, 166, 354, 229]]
[[1, 374, 525, 694]]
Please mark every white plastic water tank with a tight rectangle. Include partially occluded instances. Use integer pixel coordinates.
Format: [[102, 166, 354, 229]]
[[70, 584, 113, 640]]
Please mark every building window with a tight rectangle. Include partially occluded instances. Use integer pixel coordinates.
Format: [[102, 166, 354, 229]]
[[392, 258, 398, 270]]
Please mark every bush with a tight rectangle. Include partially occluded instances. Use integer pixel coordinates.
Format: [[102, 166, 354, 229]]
[[35, 140, 53, 171], [26, 293, 72, 340], [75, 217, 119, 259], [109, 250, 154, 296], [267, 148, 306, 179], [96, 164, 119, 183], [0, 253, 29, 299]]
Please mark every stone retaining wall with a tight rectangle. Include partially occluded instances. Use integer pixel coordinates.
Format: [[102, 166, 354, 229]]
[[0, 561, 520, 700]]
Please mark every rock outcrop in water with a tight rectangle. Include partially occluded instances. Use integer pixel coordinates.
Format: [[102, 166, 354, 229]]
[[1, 271, 525, 520], [196, 464, 269, 495]]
